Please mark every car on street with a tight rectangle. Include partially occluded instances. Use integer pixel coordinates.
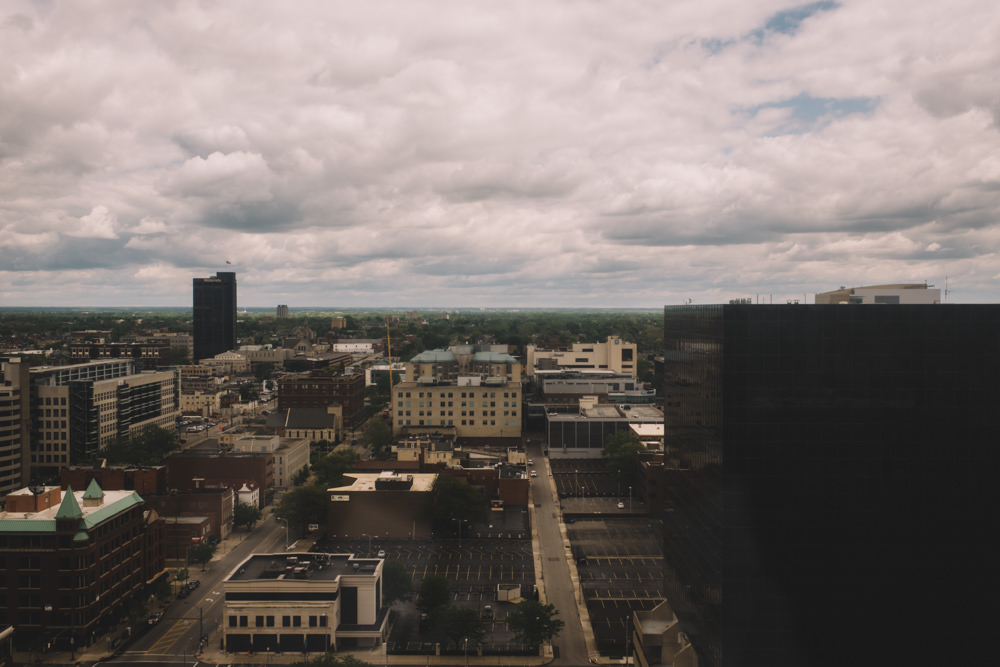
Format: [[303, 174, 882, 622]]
[[617, 501, 625, 509], [530, 470, 537, 477], [148, 611, 163, 625], [377, 549, 386, 558]]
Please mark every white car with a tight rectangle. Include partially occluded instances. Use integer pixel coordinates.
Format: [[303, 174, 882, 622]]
[[617, 501, 625, 509], [377, 549, 386, 558], [530, 470, 537, 478]]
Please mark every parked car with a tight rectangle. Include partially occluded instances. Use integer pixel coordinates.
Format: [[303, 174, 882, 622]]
[[377, 549, 386, 558], [617, 501, 625, 509], [148, 611, 163, 625], [187, 579, 201, 590]]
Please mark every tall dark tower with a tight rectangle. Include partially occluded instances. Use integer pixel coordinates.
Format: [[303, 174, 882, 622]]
[[662, 304, 1000, 667], [193, 271, 237, 361]]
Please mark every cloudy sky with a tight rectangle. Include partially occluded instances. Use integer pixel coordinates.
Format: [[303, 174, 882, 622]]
[[2, 1, 999, 308]]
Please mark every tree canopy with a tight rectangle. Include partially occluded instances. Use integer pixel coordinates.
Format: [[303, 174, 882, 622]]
[[417, 574, 451, 612], [100, 425, 178, 466], [430, 475, 489, 534], [602, 430, 647, 486], [506, 600, 564, 648], [275, 485, 328, 536], [311, 448, 357, 488], [360, 416, 393, 459], [233, 502, 262, 531], [382, 560, 413, 605]]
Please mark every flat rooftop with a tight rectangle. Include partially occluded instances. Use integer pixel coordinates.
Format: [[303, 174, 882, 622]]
[[228, 553, 381, 582], [328, 472, 437, 493]]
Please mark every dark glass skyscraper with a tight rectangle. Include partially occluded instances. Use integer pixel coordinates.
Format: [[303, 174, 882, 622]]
[[193, 271, 237, 361], [662, 304, 1000, 667]]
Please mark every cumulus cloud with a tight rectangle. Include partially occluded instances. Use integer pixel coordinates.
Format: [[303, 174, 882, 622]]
[[1, 0, 999, 306]]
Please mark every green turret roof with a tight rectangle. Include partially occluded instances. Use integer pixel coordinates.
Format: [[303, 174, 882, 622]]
[[83, 478, 104, 500], [55, 486, 83, 519]]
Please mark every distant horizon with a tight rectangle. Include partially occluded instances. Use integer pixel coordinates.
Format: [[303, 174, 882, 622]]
[[0, 305, 666, 314]]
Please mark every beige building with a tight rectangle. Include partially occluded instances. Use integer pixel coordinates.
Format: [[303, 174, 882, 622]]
[[180, 389, 223, 416], [814, 283, 942, 304], [526, 336, 638, 377], [392, 349, 522, 444], [232, 435, 310, 490], [223, 552, 387, 654]]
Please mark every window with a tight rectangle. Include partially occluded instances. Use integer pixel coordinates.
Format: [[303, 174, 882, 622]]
[[283, 615, 291, 627], [256, 616, 264, 627], [240, 616, 248, 627], [229, 616, 237, 627]]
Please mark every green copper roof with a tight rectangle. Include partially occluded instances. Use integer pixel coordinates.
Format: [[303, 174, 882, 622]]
[[83, 478, 104, 500], [55, 486, 83, 519], [410, 349, 456, 363]]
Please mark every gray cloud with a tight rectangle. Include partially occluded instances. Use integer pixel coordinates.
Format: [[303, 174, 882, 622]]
[[2, 0, 1000, 307]]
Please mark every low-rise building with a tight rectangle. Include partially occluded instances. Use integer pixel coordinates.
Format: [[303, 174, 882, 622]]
[[546, 399, 664, 458], [223, 552, 388, 654], [231, 436, 310, 490], [326, 472, 436, 540]]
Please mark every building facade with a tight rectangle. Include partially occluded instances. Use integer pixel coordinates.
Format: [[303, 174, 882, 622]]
[[278, 372, 366, 428], [0, 481, 163, 648], [661, 303, 1000, 667], [526, 336, 638, 377], [27, 361, 179, 479], [0, 357, 29, 498], [193, 271, 237, 362], [223, 552, 387, 653]]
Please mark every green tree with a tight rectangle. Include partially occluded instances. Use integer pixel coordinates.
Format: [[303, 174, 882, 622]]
[[444, 605, 486, 646], [189, 542, 217, 571], [233, 502, 262, 531], [312, 448, 357, 488], [288, 654, 372, 667], [417, 574, 451, 612], [602, 430, 647, 486], [506, 600, 564, 648], [101, 425, 179, 466], [430, 475, 489, 535], [292, 465, 311, 486], [382, 560, 413, 605], [361, 416, 393, 459], [175, 566, 189, 591], [276, 485, 328, 537]]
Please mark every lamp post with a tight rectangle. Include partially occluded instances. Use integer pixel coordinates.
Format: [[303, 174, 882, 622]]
[[628, 486, 632, 513], [363, 533, 372, 554], [277, 517, 288, 549], [617, 469, 621, 498]]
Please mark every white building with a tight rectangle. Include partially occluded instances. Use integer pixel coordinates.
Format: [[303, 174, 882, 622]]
[[814, 283, 941, 304], [223, 552, 387, 654], [526, 336, 638, 377]]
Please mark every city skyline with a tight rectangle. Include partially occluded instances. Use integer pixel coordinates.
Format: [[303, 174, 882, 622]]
[[2, 1, 999, 308]]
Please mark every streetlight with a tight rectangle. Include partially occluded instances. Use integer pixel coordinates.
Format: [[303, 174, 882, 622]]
[[363, 533, 372, 554], [617, 469, 621, 498], [277, 517, 289, 549], [464, 637, 469, 667], [628, 486, 632, 513]]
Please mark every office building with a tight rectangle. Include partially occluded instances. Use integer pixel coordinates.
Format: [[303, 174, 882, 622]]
[[526, 336, 638, 377], [193, 271, 237, 362], [223, 552, 387, 653], [0, 358, 30, 498], [814, 282, 941, 304], [28, 362, 179, 477], [661, 304, 1000, 667]]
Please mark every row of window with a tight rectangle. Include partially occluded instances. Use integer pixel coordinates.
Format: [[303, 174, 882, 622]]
[[399, 391, 519, 400], [396, 419, 519, 427], [229, 614, 329, 628], [399, 410, 518, 418]]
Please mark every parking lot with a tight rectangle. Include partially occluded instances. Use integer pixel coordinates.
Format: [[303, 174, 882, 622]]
[[552, 460, 665, 657], [313, 509, 536, 654]]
